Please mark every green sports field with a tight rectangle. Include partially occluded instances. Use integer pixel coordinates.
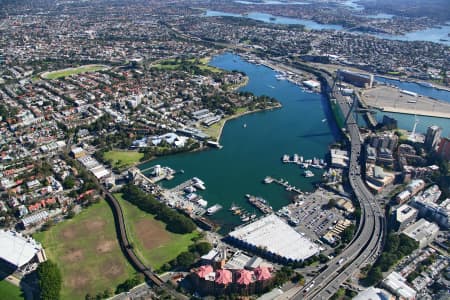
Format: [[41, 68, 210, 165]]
[[153, 57, 221, 73], [41, 65, 108, 80], [115, 193, 199, 271], [34, 200, 135, 300], [103, 150, 144, 169], [0, 280, 24, 300]]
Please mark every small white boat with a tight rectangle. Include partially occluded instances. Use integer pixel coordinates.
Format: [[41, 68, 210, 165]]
[[207, 204, 223, 215], [194, 182, 206, 190], [304, 170, 314, 178]]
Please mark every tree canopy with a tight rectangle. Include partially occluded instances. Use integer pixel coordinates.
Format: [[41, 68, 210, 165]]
[[37, 260, 62, 300]]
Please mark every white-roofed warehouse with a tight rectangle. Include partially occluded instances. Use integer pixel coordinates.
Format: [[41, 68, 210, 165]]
[[0, 230, 47, 269], [227, 214, 320, 263]]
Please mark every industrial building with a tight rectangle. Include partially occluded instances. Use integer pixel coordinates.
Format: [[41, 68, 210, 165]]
[[330, 149, 349, 168], [354, 287, 394, 300], [382, 272, 417, 300], [21, 210, 50, 229], [0, 230, 47, 273], [403, 218, 439, 248], [302, 80, 321, 90], [78, 154, 109, 179], [337, 69, 374, 88], [227, 214, 320, 263]]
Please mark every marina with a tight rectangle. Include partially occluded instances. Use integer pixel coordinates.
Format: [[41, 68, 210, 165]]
[[139, 53, 337, 232], [281, 153, 327, 169]]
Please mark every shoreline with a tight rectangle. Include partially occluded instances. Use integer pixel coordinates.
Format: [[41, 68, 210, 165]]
[[215, 103, 283, 143], [375, 74, 450, 93], [136, 104, 283, 169]]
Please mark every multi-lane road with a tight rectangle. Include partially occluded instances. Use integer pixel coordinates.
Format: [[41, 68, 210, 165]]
[[267, 62, 386, 299]]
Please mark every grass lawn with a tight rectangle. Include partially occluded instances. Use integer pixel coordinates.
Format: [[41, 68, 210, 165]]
[[103, 150, 144, 169], [153, 57, 221, 73], [34, 200, 135, 300], [42, 65, 108, 79], [202, 107, 252, 141], [114, 193, 199, 271], [0, 280, 24, 300]]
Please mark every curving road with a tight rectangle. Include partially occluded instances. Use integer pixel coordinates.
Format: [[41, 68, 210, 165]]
[[266, 62, 386, 300]]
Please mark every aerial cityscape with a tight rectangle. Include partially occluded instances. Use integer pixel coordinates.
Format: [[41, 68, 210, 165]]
[[0, 0, 449, 299]]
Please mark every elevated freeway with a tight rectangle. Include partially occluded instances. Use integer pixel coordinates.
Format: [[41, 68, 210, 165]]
[[268, 62, 386, 299], [133, 23, 385, 298]]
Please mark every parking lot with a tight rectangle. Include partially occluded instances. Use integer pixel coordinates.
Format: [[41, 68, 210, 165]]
[[278, 188, 352, 249]]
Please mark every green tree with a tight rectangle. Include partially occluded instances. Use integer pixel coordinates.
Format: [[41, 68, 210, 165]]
[[175, 251, 196, 267], [37, 260, 62, 300], [189, 242, 212, 256], [63, 176, 76, 189], [340, 224, 355, 244], [367, 266, 383, 285]]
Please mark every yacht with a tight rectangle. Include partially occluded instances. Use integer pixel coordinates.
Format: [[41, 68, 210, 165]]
[[207, 204, 223, 215]]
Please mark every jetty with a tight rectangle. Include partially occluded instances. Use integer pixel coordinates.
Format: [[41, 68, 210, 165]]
[[263, 176, 303, 194], [246, 194, 273, 214]]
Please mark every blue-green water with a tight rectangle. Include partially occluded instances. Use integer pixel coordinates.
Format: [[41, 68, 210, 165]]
[[375, 77, 450, 103], [375, 112, 450, 137], [205, 10, 344, 30], [373, 76, 450, 136], [139, 53, 339, 232], [205, 10, 450, 45]]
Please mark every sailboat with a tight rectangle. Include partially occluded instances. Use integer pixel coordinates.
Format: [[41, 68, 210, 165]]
[[243, 123, 247, 128], [229, 202, 240, 211]]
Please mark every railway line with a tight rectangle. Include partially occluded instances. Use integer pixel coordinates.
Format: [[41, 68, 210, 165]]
[[101, 187, 165, 287]]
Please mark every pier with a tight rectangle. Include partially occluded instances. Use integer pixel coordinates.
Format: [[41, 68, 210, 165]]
[[135, 165, 175, 184], [246, 194, 273, 214], [264, 176, 303, 194]]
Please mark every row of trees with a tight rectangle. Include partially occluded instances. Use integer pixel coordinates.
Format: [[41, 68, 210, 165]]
[[121, 184, 196, 234], [364, 233, 419, 285], [159, 240, 212, 272], [37, 260, 62, 300]]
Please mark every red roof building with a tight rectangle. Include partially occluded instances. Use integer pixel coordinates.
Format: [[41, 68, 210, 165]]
[[254, 267, 272, 281], [28, 203, 41, 212], [196, 265, 214, 279], [236, 269, 254, 285], [215, 269, 232, 285]]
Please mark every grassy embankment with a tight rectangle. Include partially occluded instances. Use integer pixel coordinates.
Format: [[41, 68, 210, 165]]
[[34, 200, 135, 300], [114, 193, 199, 271]]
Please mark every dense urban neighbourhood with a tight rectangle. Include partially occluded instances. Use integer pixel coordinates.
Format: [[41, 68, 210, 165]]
[[0, 0, 449, 299]]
